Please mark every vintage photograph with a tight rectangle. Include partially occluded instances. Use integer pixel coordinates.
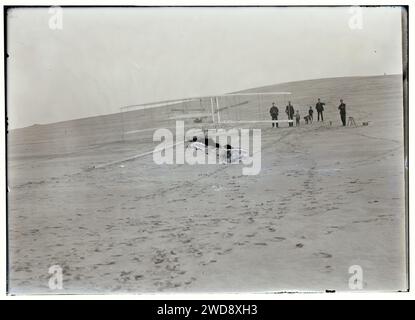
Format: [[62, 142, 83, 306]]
[[6, 6, 408, 294]]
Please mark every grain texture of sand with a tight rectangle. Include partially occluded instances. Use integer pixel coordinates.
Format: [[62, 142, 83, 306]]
[[7, 75, 407, 293]]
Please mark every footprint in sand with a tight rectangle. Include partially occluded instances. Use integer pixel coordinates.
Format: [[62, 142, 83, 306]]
[[217, 248, 232, 255], [254, 242, 267, 246], [184, 277, 197, 285], [271, 236, 286, 242], [165, 264, 180, 272], [314, 251, 332, 258], [152, 251, 166, 265], [118, 271, 133, 282], [200, 259, 217, 266], [325, 226, 343, 235], [324, 265, 333, 273]]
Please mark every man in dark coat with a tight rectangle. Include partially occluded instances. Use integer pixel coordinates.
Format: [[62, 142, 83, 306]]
[[269, 102, 279, 128], [285, 101, 295, 127], [338, 99, 346, 126], [316, 98, 325, 122]]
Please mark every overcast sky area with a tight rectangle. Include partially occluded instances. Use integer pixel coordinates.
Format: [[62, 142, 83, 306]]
[[7, 7, 403, 129]]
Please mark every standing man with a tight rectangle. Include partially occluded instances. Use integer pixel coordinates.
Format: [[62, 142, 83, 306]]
[[338, 99, 346, 126], [269, 102, 279, 128], [315, 98, 325, 122], [308, 106, 314, 123], [285, 101, 295, 127]]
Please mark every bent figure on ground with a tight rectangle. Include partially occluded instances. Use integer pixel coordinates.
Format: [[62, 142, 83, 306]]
[[308, 106, 314, 123], [338, 99, 346, 126], [269, 102, 279, 128], [218, 144, 249, 164], [316, 98, 325, 122], [285, 101, 295, 127]]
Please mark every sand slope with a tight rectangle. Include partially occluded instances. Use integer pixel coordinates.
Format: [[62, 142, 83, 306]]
[[7, 75, 407, 293]]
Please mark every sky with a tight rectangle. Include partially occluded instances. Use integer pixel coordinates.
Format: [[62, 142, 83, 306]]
[[7, 6, 404, 129]]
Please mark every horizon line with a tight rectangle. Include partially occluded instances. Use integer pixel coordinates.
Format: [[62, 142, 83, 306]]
[[9, 73, 403, 131]]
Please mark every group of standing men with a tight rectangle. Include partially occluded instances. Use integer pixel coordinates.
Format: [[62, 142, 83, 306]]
[[269, 98, 347, 127]]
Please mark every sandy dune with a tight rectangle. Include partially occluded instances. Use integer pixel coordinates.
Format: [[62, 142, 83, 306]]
[[7, 75, 407, 293]]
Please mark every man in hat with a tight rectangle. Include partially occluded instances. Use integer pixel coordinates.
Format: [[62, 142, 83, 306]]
[[269, 102, 279, 128], [285, 101, 295, 127], [316, 98, 325, 122]]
